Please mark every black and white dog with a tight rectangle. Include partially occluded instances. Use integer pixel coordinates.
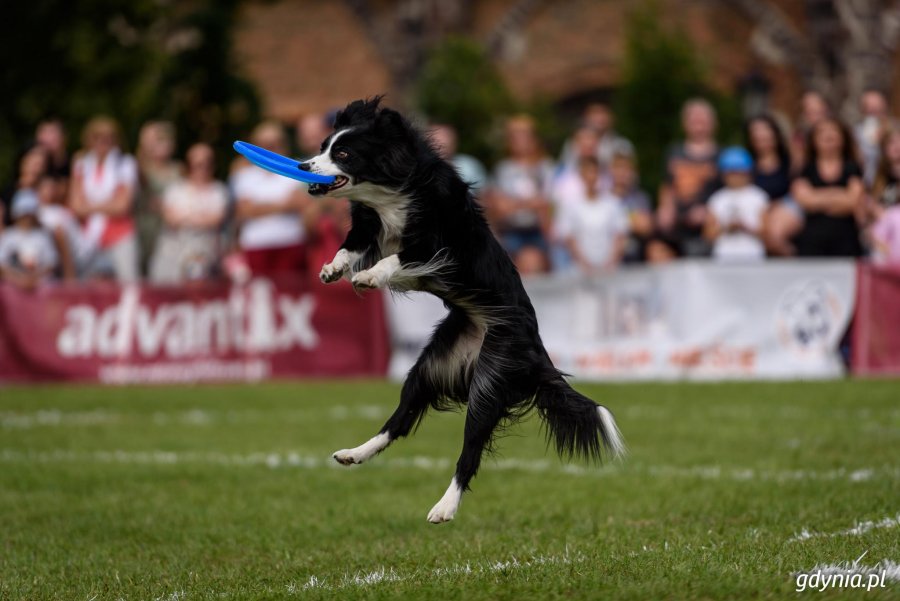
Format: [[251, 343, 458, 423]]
[[302, 97, 625, 523]]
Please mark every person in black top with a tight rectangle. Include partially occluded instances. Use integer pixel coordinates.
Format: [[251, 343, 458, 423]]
[[790, 118, 865, 257], [744, 115, 799, 256], [655, 98, 720, 257], [0, 145, 50, 229]]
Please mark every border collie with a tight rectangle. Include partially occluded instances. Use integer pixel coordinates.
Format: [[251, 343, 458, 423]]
[[301, 97, 625, 523]]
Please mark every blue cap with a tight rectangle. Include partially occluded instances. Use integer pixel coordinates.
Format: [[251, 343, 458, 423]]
[[718, 146, 753, 172], [11, 189, 39, 219]]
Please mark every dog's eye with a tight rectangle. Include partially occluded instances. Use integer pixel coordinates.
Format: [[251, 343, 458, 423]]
[[335, 150, 349, 160]]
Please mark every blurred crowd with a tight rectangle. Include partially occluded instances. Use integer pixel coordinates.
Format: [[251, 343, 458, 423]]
[[2, 88, 900, 290]]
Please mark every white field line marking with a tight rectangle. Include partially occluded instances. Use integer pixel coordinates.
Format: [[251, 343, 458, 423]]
[[1, 448, 898, 484], [789, 513, 900, 543], [0, 405, 390, 430], [0, 410, 119, 429], [292, 552, 585, 592]]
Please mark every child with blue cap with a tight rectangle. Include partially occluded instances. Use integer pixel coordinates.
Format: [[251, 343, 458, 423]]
[[704, 146, 769, 261], [0, 189, 59, 289]]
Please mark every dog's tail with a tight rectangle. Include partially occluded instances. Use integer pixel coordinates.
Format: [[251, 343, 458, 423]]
[[533, 374, 626, 462]]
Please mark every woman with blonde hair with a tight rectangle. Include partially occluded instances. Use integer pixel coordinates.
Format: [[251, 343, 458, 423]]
[[69, 115, 140, 281]]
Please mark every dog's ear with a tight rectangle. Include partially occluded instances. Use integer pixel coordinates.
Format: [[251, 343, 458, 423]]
[[373, 109, 416, 181], [335, 96, 385, 129], [373, 108, 409, 138]]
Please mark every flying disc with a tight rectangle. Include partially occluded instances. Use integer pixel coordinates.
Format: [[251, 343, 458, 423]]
[[232, 141, 336, 185]]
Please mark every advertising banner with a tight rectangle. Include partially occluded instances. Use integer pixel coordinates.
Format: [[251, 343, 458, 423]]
[[386, 261, 857, 381], [852, 264, 900, 375], [0, 278, 389, 383]]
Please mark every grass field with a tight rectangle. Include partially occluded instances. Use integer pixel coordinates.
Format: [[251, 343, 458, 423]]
[[1, 379, 898, 600]]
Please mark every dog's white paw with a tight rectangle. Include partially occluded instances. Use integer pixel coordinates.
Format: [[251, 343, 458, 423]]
[[427, 478, 462, 524], [332, 432, 390, 466], [319, 261, 346, 284], [426, 499, 458, 524], [332, 449, 364, 465], [351, 270, 382, 290]]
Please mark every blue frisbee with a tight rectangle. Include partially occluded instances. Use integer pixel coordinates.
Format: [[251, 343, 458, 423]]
[[233, 140, 336, 185]]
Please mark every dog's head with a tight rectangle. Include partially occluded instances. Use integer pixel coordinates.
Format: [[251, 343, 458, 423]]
[[302, 96, 418, 199]]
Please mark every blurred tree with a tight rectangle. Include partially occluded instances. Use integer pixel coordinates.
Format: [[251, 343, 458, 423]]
[[342, 0, 547, 106], [614, 2, 740, 199], [0, 0, 259, 179], [415, 37, 515, 165], [723, 0, 900, 120]]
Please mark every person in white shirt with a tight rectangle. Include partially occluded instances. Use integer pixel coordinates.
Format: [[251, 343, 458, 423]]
[[231, 121, 315, 277], [69, 116, 140, 281], [0, 190, 59, 290], [150, 143, 229, 283], [556, 156, 628, 273], [704, 146, 769, 261]]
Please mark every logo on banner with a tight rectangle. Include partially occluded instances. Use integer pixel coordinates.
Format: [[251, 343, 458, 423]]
[[55, 279, 318, 359], [775, 279, 843, 355]]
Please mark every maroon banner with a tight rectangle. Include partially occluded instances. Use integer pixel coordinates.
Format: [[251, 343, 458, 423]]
[[0, 277, 389, 383], [852, 263, 900, 376]]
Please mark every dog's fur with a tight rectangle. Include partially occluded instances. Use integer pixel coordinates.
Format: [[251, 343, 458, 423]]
[[302, 97, 625, 523]]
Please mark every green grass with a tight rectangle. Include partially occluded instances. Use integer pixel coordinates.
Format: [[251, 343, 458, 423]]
[[1, 380, 898, 600]]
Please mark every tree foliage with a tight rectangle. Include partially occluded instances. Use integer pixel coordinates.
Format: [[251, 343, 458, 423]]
[[0, 0, 260, 178], [613, 2, 740, 197], [415, 37, 516, 165]]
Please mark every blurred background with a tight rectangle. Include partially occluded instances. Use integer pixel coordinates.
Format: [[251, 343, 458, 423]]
[[1, 0, 899, 383]]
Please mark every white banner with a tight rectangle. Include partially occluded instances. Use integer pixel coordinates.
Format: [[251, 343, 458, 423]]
[[385, 260, 857, 381]]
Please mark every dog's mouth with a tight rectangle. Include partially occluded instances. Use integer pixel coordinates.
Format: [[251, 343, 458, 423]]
[[308, 175, 350, 196]]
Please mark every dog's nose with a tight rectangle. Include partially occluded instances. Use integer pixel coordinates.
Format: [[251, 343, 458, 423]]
[[298, 161, 313, 172]]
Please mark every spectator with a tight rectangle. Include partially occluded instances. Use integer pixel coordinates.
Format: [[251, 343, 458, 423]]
[[297, 112, 332, 156], [149, 143, 228, 283], [231, 121, 313, 278], [871, 202, 900, 263], [607, 149, 653, 262], [644, 236, 680, 263], [136, 121, 183, 273], [35, 118, 71, 180], [69, 116, 140, 281], [36, 175, 83, 280], [552, 126, 604, 212], [557, 155, 627, 273], [791, 118, 865, 257], [743, 115, 800, 256], [704, 147, 769, 262], [854, 89, 890, 184], [429, 123, 488, 194], [485, 115, 554, 275], [791, 90, 831, 170], [867, 124, 900, 262], [561, 103, 633, 168], [656, 98, 720, 257], [870, 124, 900, 214], [1, 145, 49, 228], [0, 190, 59, 289]]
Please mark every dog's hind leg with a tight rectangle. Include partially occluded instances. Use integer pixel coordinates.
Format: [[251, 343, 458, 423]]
[[332, 309, 471, 466], [427, 388, 505, 524]]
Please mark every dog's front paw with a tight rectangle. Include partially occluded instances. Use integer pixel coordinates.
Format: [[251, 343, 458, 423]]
[[332, 449, 364, 465], [351, 270, 382, 290], [426, 499, 458, 524], [319, 261, 347, 284]]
